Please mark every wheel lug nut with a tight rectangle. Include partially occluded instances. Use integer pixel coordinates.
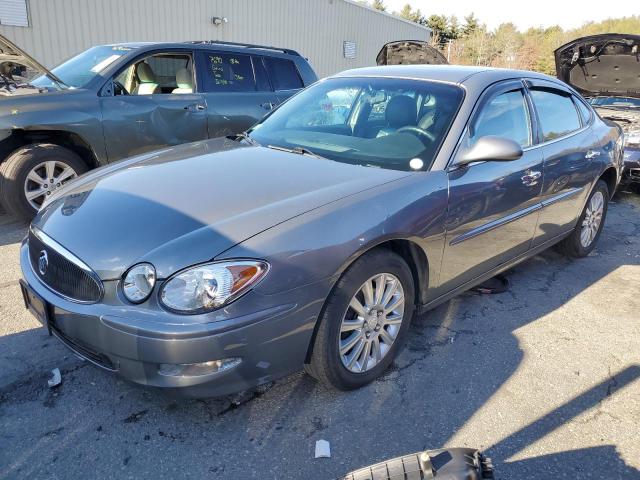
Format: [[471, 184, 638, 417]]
[[43, 184, 48, 188]]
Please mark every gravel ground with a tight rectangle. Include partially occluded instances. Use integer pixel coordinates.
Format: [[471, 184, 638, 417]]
[[0, 192, 639, 480]]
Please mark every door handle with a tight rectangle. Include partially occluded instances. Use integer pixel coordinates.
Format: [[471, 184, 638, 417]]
[[521, 170, 542, 186], [184, 103, 206, 112], [260, 102, 276, 110], [585, 150, 601, 159]]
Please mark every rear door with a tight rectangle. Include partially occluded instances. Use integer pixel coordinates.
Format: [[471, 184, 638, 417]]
[[195, 50, 278, 138], [439, 81, 544, 291], [100, 49, 208, 161], [526, 80, 603, 246]]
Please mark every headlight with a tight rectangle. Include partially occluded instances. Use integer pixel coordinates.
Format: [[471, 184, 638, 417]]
[[625, 130, 640, 147], [122, 263, 156, 303], [159, 260, 269, 314]]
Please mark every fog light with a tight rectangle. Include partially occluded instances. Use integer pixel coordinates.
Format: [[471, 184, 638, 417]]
[[158, 358, 241, 377]]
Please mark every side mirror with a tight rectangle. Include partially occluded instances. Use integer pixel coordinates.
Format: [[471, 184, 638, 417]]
[[455, 136, 523, 167]]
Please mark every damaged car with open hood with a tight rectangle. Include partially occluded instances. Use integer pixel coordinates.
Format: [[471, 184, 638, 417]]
[[556, 33, 640, 189]]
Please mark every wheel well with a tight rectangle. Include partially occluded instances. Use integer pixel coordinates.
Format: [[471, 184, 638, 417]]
[[303, 238, 429, 364], [1, 129, 99, 169], [599, 167, 617, 198]]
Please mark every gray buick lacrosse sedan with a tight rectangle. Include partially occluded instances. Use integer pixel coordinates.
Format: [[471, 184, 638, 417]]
[[20, 65, 623, 397]]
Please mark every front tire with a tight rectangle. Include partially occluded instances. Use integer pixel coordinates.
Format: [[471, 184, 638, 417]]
[[305, 249, 415, 390], [0, 144, 87, 221], [556, 180, 609, 258]]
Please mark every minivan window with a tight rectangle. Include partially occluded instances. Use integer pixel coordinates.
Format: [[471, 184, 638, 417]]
[[530, 89, 582, 141], [201, 52, 256, 92], [264, 57, 303, 90], [470, 89, 531, 147], [248, 77, 464, 171]]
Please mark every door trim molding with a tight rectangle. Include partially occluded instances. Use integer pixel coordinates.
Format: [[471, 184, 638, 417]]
[[540, 186, 583, 207], [450, 203, 542, 246]]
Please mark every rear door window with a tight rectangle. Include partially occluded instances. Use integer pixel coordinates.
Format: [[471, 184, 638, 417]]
[[264, 57, 303, 90], [200, 52, 256, 92], [530, 89, 582, 141], [573, 96, 592, 125]]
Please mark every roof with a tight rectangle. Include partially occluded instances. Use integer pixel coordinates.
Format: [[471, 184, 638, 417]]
[[106, 40, 302, 57], [333, 64, 560, 86]]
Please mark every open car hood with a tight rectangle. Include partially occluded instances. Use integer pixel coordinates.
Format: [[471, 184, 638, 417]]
[[0, 33, 64, 88], [554, 34, 640, 99], [376, 40, 448, 66]]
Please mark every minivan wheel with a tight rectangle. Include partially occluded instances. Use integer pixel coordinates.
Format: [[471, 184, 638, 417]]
[[556, 180, 609, 258], [0, 144, 87, 221], [305, 249, 415, 390]]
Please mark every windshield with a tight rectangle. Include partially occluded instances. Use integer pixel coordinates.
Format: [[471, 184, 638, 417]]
[[248, 77, 464, 171], [31, 45, 135, 89], [589, 96, 640, 108]]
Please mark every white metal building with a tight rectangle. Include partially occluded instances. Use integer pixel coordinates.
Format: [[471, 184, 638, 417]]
[[0, 0, 431, 77]]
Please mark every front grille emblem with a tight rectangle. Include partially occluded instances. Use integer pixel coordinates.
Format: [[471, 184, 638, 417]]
[[38, 250, 49, 275]]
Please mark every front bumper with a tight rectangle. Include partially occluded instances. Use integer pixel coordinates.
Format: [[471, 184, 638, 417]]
[[622, 147, 640, 184], [20, 242, 327, 398]]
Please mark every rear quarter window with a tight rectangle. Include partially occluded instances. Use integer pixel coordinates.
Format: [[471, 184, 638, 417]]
[[264, 57, 303, 90]]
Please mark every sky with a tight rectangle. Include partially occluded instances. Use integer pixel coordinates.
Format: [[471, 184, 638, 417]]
[[382, 0, 639, 31]]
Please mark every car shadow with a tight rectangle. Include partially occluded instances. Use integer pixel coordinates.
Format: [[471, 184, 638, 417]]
[[0, 192, 639, 479]]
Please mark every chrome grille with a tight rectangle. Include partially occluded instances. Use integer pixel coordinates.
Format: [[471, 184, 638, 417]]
[[28, 228, 103, 303]]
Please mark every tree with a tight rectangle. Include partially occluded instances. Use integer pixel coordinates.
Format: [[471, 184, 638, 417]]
[[371, 0, 386, 11], [462, 13, 480, 37], [397, 4, 424, 24]]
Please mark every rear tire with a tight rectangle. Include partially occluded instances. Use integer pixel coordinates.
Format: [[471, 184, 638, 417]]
[[556, 180, 609, 258], [0, 144, 87, 221], [305, 249, 415, 390]]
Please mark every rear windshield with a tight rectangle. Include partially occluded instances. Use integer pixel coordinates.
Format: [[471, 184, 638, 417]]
[[248, 77, 464, 171]]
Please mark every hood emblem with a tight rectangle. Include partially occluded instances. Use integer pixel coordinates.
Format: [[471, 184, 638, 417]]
[[38, 250, 49, 275]]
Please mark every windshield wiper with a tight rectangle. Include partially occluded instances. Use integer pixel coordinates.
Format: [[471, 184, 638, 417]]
[[266, 144, 327, 160], [227, 132, 260, 146]]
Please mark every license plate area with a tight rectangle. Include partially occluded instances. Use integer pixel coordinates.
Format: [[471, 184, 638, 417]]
[[19, 279, 51, 334]]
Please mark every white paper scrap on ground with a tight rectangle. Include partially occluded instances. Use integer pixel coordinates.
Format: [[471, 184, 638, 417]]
[[47, 368, 61, 388], [315, 439, 331, 458]]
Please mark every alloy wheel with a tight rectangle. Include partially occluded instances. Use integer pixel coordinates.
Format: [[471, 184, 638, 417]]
[[24, 161, 78, 210], [339, 273, 405, 373], [580, 191, 604, 248]]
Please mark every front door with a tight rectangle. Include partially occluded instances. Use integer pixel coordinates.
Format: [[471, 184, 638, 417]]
[[196, 50, 278, 138], [100, 50, 208, 161], [439, 82, 544, 291]]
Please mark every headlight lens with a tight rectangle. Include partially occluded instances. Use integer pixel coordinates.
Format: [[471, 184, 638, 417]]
[[625, 130, 640, 147], [123, 263, 156, 303], [159, 260, 269, 314]]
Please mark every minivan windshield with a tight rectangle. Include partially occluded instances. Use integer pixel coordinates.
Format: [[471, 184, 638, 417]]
[[248, 77, 464, 171], [31, 45, 135, 89]]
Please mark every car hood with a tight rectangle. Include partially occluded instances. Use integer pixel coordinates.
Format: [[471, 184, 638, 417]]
[[376, 41, 448, 66], [554, 34, 640, 98], [0, 34, 65, 95], [33, 138, 408, 280]]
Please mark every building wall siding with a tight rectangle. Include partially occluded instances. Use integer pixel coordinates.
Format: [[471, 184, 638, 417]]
[[0, 0, 430, 78]]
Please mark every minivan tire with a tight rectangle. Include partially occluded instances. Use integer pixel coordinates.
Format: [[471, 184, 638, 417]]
[[556, 179, 609, 258], [305, 248, 415, 390], [0, 144, 88, 221]]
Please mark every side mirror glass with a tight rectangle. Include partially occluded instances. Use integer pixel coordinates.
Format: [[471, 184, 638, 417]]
[[455, 136, 523, 167]]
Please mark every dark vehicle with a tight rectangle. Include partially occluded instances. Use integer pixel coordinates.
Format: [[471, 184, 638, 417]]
[[20, 65, 622, 398], [0, 35, 317, 219], [376, 40, 448, 66], [340, 448, 493, 479], [555, 34, 640, 188]]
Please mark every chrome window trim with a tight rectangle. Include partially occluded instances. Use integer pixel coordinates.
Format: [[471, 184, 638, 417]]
[[29, 226, 104, 304]]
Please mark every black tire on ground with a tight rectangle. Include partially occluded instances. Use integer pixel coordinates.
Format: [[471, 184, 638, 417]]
[[556, 179, 609, 258], [0, 144, 88, 221], [304, 248, 415, 390]]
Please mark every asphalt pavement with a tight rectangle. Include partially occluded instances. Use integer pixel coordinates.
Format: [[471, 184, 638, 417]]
[[1, 192, 639, 479]]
